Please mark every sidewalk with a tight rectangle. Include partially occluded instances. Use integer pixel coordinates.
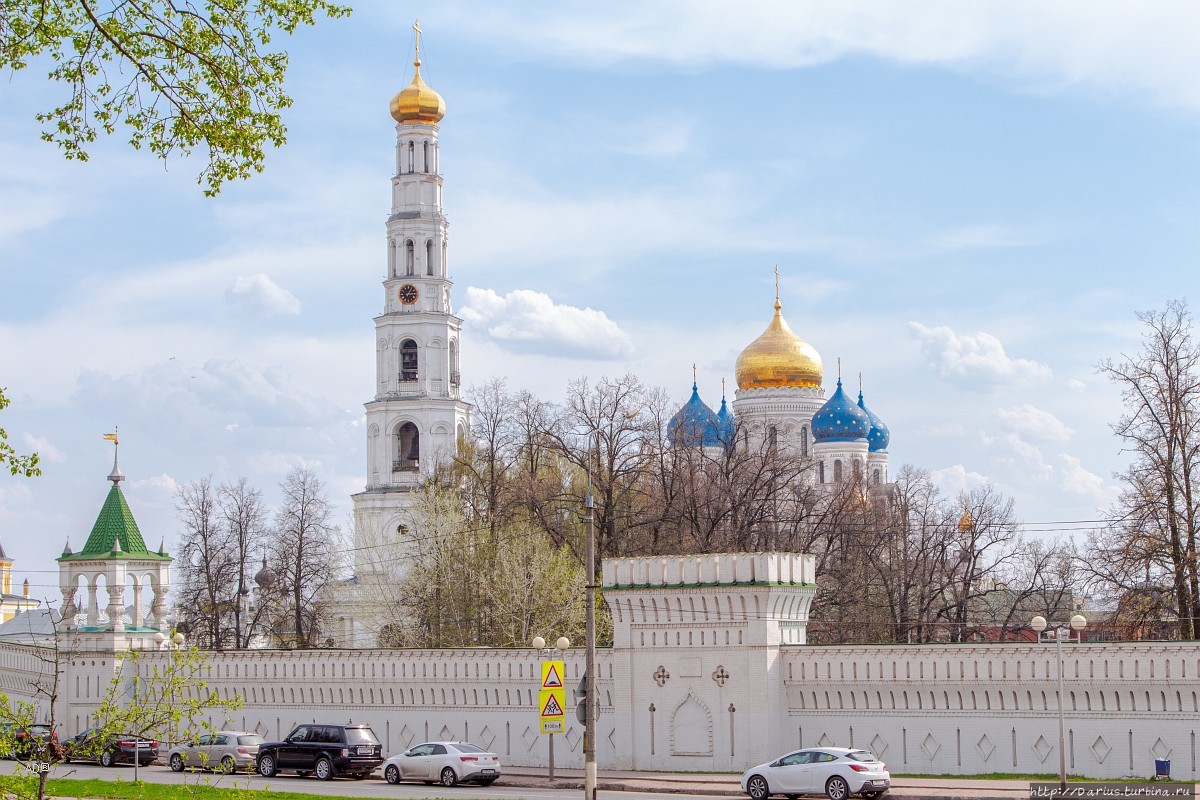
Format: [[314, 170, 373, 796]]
[[501, 766, 1037, 798]]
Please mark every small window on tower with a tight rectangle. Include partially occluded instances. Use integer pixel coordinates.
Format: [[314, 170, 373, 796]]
[[801, 426, 809, 457], [426, 240, 434, 276], [400, 340, 418, 381], [423, 141, 430, 173], [818, 461, 826, 483], [768, 426, 778, 451], [873, 468, 881, 486], [834, 459, 844, 483], [405, 241, 415, 276], [407, 141, 414, 173], [395, 423, 420, 472]]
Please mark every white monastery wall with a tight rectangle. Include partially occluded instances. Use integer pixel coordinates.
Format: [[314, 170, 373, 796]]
[[7, 553, 1199, 780]]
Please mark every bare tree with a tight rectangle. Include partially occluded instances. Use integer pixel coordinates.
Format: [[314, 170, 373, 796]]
[[1095, 300, 1199, 639], [174, 478, 234, 648], [272, 467, 338, 648], [218, 478, 269, 648]]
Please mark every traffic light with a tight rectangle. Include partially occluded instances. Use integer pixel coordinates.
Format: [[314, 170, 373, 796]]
[[575, 674, 587, 724]]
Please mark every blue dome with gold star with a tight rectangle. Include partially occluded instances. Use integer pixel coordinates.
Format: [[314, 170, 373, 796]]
[[716, 394, 735, 445], [858, 391, 890, 452], [668, 383, 723, 447], [812, 379, 871, 442]]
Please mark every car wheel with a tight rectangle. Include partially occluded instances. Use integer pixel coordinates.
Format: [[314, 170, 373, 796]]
[[257, 754, 277, 777], [315, 756, 334, 781], [169, 753, 184, 772], [385, 765, 401, 784], [747, 774, 770, 800], [221, 755, 237, 774], [99, 750, 115, 768], [439, 766, 459, 787], [825, 775, 850, 800]]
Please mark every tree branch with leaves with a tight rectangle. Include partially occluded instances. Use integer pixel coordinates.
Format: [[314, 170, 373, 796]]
[[1, 0, 351, 195]]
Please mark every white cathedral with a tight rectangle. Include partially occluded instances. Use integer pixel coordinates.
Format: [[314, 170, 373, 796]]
[[337, 33, 891, 646]]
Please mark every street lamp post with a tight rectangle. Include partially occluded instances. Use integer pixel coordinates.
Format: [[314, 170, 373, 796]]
[[532, 636, 570, 783], [583, 479, 597, 800], [1030, 614, 1086, 794]]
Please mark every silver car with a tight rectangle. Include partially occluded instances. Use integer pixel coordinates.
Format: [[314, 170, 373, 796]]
[[168, 731, 264, 773], [382, 741, 501, 787], [741, 747, 890, 800]]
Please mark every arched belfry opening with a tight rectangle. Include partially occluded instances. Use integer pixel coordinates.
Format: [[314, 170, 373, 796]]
[[400, 339, 418, 382], [396, 423, 420, 471]]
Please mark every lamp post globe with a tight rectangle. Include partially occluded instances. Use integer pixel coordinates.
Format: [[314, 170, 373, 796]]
[[555, 636, 570, 651], [172, 632, 186, 647], [1070, 614, 1087, 632], [153, 632, 166, 647], [1030, 615, 1047, 634], [532, 636, 546, 650]]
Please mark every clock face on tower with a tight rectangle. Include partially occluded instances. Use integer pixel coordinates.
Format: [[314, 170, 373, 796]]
[[398, 284, 419, 305]]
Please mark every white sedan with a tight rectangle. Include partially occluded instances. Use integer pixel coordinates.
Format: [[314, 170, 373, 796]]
[[741, 747, 890, 800], [382, 741, 501, 788]]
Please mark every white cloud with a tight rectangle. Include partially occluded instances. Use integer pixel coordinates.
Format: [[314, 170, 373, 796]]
[[930, 464, 990, 496], [21, 433, 66, 463], [460, 287, 635, 359], [129, 473, 180, 495], [910, 322, 1052, 386], [1066, 378, 1087, 392], [442, 1, 1200, 112], [1055, 454, 1107, 499], [225, 274, 302, 316], [996, 405, 1073, 442]]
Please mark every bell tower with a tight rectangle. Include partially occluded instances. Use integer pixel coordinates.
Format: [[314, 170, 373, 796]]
[[351, 23, 472, 589]]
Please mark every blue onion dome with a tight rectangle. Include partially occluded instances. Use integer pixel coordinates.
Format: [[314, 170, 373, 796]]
[[858, 391, 890, 452], [716, 394, 735, 445], [811, 379, 871, 442], [668, 383, 723, 447]]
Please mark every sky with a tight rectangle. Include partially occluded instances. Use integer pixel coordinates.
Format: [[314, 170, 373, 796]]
[[1, 1, 1197, 603]]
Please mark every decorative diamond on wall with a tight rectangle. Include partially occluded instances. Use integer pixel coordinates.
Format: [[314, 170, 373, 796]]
[[869, 734, 888, 758], [608, 728, 616, 751], [1091, 736, 1111, 764], [1033, 735, 1053, 763], [522, 726, 538, 751], [399, 725, 415, 750], [439, 724, 455, 741], [976, 734, 995, 762], [565, 727, 581, 750], [478, 726, 495, 751], [254, 720, 269, 737], [817, 732, 836, 747], [1151, 739, 1173, 760], [921, 733, 941, 761]]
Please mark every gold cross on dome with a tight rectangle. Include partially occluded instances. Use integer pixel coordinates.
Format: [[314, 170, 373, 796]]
[[413, 19, 423, 63]]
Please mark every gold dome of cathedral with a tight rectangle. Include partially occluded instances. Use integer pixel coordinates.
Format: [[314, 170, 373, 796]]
[[735, 298, 824, 390]]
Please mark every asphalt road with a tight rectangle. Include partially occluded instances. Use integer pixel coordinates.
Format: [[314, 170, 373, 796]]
[[33, 761, 721, 800]]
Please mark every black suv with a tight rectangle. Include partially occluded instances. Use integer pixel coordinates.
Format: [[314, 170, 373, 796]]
[[256, 723, 382, 780]]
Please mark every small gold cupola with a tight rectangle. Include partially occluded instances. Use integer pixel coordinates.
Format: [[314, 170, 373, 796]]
[[390, 20, 445, 125]]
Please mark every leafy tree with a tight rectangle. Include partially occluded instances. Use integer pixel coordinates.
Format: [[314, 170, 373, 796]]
[[0, 388, 40, 478], [0, 607, 66, 800], [1, 0, 351, 195], [92, 641, 242, 758]]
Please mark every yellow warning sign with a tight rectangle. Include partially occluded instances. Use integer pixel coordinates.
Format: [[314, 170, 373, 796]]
[[541, 660, 564, 689], [539, 686, 566, 734]]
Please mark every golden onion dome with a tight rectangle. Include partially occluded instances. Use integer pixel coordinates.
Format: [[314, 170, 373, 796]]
[[390, 57, 445, 125], [735, 298, 824, 390]]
